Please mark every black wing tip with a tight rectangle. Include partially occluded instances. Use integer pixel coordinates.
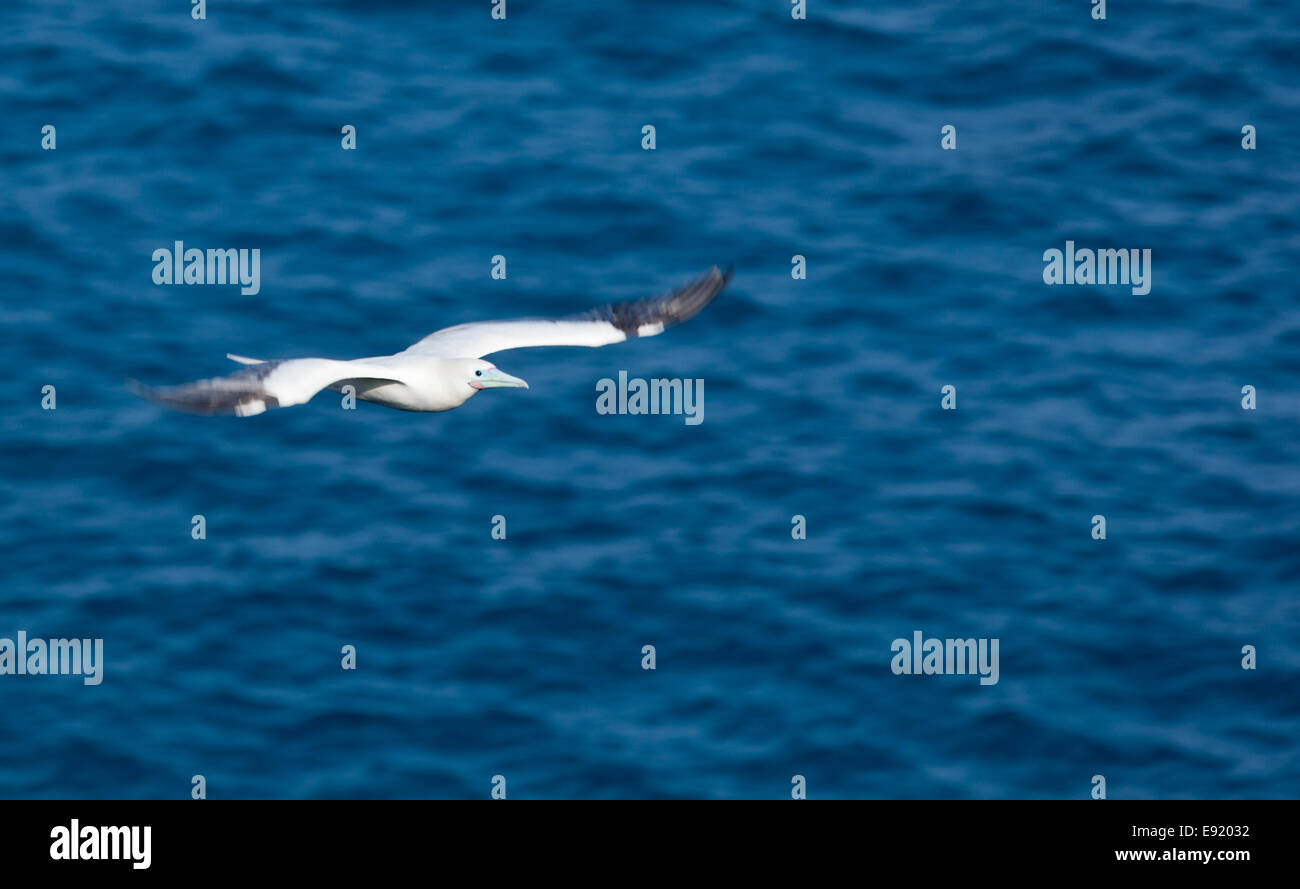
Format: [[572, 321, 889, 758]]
[[696, 264, 734, 289], [126, 378, 183, 409], [126, 372, 276, 416], [579, 265, 733, 337], [663, 263, 732, 323], [126, 377, 208, 414]]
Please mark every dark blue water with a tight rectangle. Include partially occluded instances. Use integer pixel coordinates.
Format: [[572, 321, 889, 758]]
[[2, 0, 1298, 799]]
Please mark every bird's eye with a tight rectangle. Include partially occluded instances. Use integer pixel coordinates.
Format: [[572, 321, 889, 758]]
[[475, 370, 482, 376]]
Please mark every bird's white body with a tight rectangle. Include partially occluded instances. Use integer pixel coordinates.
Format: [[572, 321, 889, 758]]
[[332, 356, 487, 414], [130, 267, 731, 418], [217, 355, 526, 416]]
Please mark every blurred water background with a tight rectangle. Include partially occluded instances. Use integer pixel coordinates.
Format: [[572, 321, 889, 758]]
[[1, 0, 1297, 798]]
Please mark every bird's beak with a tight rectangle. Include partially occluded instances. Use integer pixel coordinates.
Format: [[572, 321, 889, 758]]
[[471, 368, 529, 390]]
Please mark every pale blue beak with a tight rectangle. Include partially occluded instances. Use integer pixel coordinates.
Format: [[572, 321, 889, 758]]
[[471, 368, 529, 390]]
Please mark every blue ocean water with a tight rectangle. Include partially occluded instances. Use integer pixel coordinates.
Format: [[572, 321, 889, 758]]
[[1, 0, 1298, 799]]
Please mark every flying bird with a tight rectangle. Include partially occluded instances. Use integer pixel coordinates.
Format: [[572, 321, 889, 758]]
[[128, 266, 731, 417]]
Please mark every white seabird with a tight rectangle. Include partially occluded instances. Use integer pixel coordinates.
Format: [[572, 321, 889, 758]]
[[128, 266, 732, 417]]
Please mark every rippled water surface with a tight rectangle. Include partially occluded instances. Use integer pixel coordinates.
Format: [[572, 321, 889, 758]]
[[1, 0, 1298, 798]]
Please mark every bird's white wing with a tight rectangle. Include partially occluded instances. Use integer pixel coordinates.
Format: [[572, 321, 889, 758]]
[[128, 358, 402, 417], [402, 266, 731, 359]]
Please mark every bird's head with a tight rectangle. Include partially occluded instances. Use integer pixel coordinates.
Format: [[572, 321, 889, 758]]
[[463, 359, 529, 394]]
